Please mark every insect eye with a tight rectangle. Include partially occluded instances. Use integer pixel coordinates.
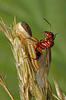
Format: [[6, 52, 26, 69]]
[[50, 33, 55, 40]]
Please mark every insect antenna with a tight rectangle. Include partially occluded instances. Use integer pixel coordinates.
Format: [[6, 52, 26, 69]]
[[43, 17, 51, 32], [54, 33, 58, 39]]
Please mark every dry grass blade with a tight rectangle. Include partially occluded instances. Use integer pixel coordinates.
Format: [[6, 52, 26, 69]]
[[54, 79, 66, 100], [0, 75, 14, 100], [0, 17, 13, 44]]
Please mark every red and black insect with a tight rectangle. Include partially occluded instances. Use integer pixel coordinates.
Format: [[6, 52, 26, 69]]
[[35, 18, 56, 59]]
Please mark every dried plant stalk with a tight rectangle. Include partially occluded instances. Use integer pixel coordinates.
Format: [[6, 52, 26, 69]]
[[54, 80, 66, 100], [13, 37, 44, 100], [0, 75, 14, 100], [0, 17, 45, 100]]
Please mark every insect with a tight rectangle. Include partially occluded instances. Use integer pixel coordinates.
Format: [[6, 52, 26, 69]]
[[35, 31, 55, 59], [15, 21, 39, 71], [35, 18, 56, 91], [35, 18, 56, 60]]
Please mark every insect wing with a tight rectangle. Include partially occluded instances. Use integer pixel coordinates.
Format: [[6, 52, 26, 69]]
[[38, 48, 51, 76], [46, 48, 51, 75], [36, 48, 51, 89]]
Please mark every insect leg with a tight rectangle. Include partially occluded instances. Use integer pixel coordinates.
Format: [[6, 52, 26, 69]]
[[28, 43, 39, 71]]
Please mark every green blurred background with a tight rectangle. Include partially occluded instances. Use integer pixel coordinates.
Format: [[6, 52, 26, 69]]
[[0, 0, 66, 100]]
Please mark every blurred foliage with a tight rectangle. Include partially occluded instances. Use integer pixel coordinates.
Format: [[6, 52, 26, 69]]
[[0, 0, 66, 100]]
